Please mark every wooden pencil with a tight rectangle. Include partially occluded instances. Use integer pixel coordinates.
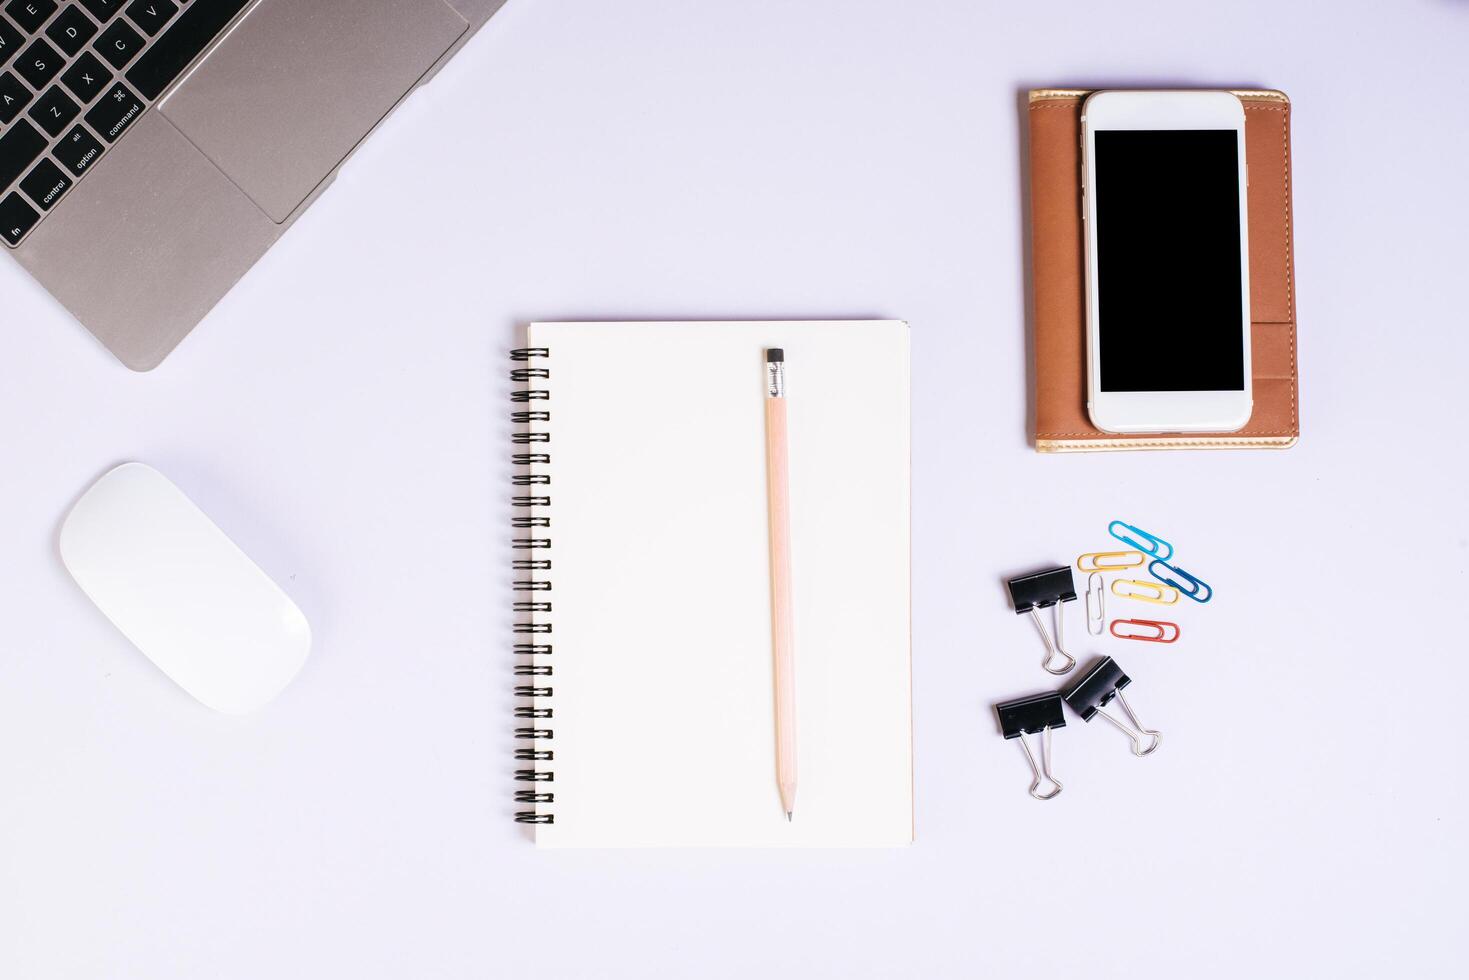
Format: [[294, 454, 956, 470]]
[[764, 348, 797, 820]]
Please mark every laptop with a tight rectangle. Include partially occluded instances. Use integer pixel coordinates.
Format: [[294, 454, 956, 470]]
[[0, 0, 509, 370]]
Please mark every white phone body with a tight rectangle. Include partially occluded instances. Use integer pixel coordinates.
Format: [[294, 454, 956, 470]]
[[1082, 91, 1252, 434]]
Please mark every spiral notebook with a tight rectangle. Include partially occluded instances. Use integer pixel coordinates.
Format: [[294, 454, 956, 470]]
[[512, 321, 912, 847]]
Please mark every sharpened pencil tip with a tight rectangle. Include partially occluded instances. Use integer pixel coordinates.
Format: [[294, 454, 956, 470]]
[[786, 811, 793, 822]]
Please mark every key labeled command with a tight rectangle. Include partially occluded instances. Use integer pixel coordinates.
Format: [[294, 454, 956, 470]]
[[84, 82, 145, 143]]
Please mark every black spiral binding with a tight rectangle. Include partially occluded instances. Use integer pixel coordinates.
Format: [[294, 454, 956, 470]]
[[512, 347, 554, 825]]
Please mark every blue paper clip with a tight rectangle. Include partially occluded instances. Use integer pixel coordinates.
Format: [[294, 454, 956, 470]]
[[1108, 521, 1174, 561], [1147, 559, 1212, 603]]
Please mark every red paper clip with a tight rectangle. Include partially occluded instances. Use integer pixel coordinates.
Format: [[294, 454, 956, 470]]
[[1110, 618, 1180, 643]]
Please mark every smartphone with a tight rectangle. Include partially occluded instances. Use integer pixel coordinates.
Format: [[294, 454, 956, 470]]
[[1082, 91, 1251, 434]]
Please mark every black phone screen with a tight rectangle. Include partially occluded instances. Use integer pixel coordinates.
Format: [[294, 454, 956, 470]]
[[1093, 129, 1245, 392]]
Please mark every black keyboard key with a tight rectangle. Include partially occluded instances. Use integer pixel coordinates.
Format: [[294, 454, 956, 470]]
[[16, 37, 64, 88], [19, 155, 69, 209], [47, 5, 100, 56], [0, 189, 39, 244], [0, 68, 30, 122], [0, 15, 23, 66], [61, 49, 111, 102], [0, 117, 46, 187], [94, 14, 142, 69], [125, 0, 247, 100], [27, 84, 78, 135], [125, 0, 175, 36], [79, 0, 121, 21], [5, 0, 57, 34], [83, 80, 140, 141], [52, 121, 102, 175]]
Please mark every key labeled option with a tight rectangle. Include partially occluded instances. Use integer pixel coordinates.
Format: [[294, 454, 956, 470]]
[[19, 156, 71, 210], [84, 81, 143, 142], [53, 123, 104, 177], [0, 189, 40, 246]]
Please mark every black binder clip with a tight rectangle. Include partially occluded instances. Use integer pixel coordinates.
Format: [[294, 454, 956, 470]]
[[1007, 566, 1077, 675], [1061, 656, 1162, 757], [995, 693, 1065, 800]]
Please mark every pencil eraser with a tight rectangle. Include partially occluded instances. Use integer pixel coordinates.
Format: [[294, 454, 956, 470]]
[[766, 348, 784, 362]]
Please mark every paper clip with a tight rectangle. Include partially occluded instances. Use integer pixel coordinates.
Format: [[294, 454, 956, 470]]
[[1062, 656, 1162, 757], [1006, 566, 1077, 675], [1110, 618, 1180, 643], [1085, 572, 1105, 636], [1077, 550, 1145, 572], [1147, 558, 1212, 603], [1110, 578, 1179, 605], [994, 693, 1065, 801], [1107, 521, 1173, 561]]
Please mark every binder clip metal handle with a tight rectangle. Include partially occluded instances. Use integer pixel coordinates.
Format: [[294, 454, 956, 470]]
[[1007, 567, 1078, 676], [1095, 688, 1162, 757], [996, 693, 1065, 801], [1017, 725, 1063, 800], [1062, 656, 1162, 757], [1028, 604, 1076, 675]]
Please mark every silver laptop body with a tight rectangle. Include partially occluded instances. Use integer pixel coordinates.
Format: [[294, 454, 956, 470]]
[[2, 0, 509, 370]]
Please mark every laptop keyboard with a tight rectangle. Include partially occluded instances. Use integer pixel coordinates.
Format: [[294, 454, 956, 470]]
[[0, 0, 252, 248]]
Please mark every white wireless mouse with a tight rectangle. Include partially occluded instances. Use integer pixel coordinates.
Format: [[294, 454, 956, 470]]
[[60, 463, 311, 714]]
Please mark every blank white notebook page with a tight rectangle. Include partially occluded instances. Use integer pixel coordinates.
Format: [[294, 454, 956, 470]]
[[527, 321, 912, 847]]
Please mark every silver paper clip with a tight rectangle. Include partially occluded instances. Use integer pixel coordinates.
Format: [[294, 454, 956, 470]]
[[1085, 572, 1105, 635]]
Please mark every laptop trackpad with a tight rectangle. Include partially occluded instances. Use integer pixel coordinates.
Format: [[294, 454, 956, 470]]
[[159, 0, 466, 223]]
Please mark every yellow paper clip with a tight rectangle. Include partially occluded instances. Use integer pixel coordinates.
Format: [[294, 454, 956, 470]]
[[1110, 579, 1180, 605], [1077, 551, 1145, 573]]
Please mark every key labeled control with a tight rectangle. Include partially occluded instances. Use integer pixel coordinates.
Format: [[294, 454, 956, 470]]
[[20, 156, 71, 210]]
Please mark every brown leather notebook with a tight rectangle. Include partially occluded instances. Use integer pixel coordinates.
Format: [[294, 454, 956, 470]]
[[1028, 89, 1298, 452]]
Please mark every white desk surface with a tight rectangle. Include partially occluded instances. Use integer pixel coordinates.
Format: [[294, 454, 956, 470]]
[[2, 1, 1464, 977]]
